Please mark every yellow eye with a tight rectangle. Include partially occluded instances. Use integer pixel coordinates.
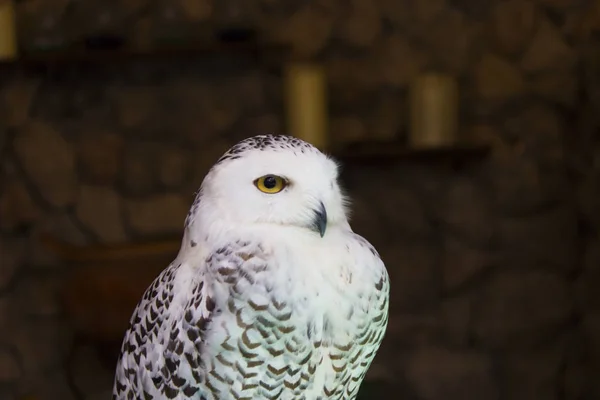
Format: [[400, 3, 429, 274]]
[[254, 175, 287, 194]]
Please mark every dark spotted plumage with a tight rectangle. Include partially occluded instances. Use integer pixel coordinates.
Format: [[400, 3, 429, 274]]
[[216, 134, 316, 165], [113, 236, 388, 400]]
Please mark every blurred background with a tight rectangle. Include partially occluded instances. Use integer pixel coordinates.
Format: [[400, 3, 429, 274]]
[[1, 0, 600, 399]]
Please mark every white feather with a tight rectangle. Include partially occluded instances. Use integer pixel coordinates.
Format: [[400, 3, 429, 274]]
[[113, 135, 389, 400]]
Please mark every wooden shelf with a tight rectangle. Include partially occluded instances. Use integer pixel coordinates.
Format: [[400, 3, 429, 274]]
[[0, 39, 289, 70], [333, 141, 491, 165]]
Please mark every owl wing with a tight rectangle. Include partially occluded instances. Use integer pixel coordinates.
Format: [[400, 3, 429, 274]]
[[332, 234, 390, 399], [112, 259, 215, 400]]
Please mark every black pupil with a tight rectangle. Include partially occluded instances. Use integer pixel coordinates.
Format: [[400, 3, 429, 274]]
[[263, 176, 277, 189]]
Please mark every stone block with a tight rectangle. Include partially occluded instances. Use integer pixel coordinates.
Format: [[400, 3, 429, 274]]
[[490, 0, 538, 56], [385, 313, 441, 347], [438, 176, 495, 247], [496, 342, 569, 400], [374, 34, 425, 87], [367, 92, 405, 141], [27, 213, 89, 268], [0, 237, 26, 293], [0, 172, 41, 231], [0, 347, 20, 383], [373, 183, 431, 240], [277, 4, 334, 58], [425, 9, 473, 73], [405, 346, 498, 400], [110, 86, 158, 128], [494, 205, 578, 274], [77, 132, 124, 185], [11, 273, 62, 318], [441, 236, 493, 292], [157, 148, 190, 189], [0, 79, 40, 127], [336, 0, 382, 48], [471, 270, 572, 349], [440, 295, 472, 347], [125, 193, 190, 236], [379, 241, 440, 313], [521, 16, 577, 72], [13, 123, 77, 208], [119, 143, 157, 197], [474, 53, 525, 100], [75, 185, 127, 243]]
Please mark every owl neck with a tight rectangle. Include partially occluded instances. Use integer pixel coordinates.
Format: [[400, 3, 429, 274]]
[[183, 196, 243, 248]]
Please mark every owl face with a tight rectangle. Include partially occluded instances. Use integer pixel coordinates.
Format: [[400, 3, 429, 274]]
[[191, 135, 349, 238]]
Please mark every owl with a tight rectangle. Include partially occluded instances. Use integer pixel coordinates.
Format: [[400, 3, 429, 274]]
[[113, 134, 390, 400]]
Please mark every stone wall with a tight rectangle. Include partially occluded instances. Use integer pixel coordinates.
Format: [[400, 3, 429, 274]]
[[1, 0, 600, 399]]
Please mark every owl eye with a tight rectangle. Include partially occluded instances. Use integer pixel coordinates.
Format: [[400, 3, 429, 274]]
[[254, 175, 287, 194]]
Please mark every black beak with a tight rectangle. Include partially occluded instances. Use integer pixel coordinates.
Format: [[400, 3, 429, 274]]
[[311, 201, 327, 238]]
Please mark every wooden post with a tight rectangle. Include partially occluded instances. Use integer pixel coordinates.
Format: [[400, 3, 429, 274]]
[[284, 62, 328, 150], [0, 0, 17, 60], [409, 72, 459, 148]]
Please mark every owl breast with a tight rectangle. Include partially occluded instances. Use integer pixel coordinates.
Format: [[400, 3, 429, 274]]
[[196, 228, 388, 400]]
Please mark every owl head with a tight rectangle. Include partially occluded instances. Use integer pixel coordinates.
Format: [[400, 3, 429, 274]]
[[186, 135, 349, 240]]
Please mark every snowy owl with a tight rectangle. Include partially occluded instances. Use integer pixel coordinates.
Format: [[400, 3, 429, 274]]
[[113, 134, 390, 400]]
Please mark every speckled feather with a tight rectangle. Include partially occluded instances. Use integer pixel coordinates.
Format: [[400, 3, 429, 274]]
[[113, 135, 390, 400]]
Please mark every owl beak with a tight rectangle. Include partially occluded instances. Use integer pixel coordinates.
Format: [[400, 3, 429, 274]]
[[312, 201, 327, 238]]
